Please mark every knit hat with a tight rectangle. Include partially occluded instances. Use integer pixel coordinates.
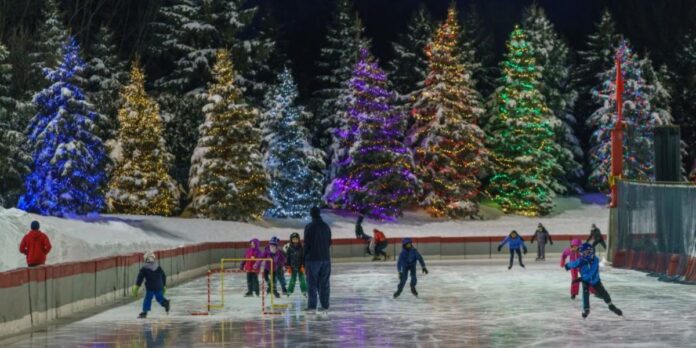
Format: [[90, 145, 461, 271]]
[[269, 236, 280, 246], [571, 239, 582, 247]]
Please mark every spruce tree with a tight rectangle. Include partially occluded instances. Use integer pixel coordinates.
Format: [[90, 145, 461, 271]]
[[522, 3, 582, 193], [107, 61, 180, 216], [28, 0, 69, 93], [388, 5, 433, 99], [408, 5, 489, 218], [262, 68, 325, 218], [486, 26, 564, 216], [19, 38, 107, 217], [674, 33, 696, 171], [188, 50, 269, 221], [459, 3, 496, 97]]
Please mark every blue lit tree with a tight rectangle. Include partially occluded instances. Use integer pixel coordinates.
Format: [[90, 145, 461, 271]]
[[262, 68, 325, 218], [18, 37, 106, 216]]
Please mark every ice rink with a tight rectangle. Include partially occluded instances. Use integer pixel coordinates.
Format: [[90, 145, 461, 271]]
[[3, 259, 695, 347]]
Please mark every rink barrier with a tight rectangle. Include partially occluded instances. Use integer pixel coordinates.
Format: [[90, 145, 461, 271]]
[[0, 234, 598, 338], [612, 249, 696, 283]]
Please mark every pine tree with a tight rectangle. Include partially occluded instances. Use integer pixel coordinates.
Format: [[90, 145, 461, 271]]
[[486, 26, 564, 216], [262, 68, 325, 218], [82, 26, 127, 140], [18, 38, 106, 217], [311, 0, 371, 151], [459, 3, 496, 97], [522, 3, 582, 193], [107, 61, 180, 216], [674, 33, 696, 172], [408, 5, 489, 218], [326, 48, 419, 219], [0, 44, 30, 207], [28, 0, 69, 93], [388, 5, 433, 98], [188, 50, 269, 221], [587, 40, 658, 190]]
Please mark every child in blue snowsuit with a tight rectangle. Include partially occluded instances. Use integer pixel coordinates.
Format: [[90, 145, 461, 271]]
[[394, 238, 428, 298], [497, 230, 528, 269], [565, 243, 623, 318], [133, 251, 170, 318]]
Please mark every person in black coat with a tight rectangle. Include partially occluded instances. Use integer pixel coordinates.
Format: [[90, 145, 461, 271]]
[[587, 224, 606, 250], [304, 207, 332, 312], [132, 251, 170, 318], [284, 232, 307, 297]]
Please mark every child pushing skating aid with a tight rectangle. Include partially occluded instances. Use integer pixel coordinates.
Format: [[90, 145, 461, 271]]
[[132, 251, 170, 318], [394, 238, 428, 299], [241, 239, 261, 297], [565, 243, 623, 318], [497, 230, 527, 269], [284, 232, 307, 297], [255, 236, 287, 298]]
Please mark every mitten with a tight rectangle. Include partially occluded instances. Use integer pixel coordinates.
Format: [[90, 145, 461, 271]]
[[132, 285, 140, 297], [523, 247, 528, 254], [163, 286, 167, 296], [422, 267, 429, 274], [497, 245, 502, 252]]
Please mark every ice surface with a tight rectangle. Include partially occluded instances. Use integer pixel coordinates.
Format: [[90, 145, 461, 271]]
[[3, 260, 694, 347]]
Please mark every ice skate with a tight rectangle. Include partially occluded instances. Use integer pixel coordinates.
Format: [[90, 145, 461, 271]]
[[571, 295, 576, 300], [393, 290, 402, 299], [244, 291, 253, 297], [273, 291, 281, 298], [138, 312, 147, 319], [163, 299, 170, 314], [582, 309, 590, 319], [520, 263, 526, 268], [411, 285, 418, 297], [508, 264, 512, 270], [608, 304, 623, 316]]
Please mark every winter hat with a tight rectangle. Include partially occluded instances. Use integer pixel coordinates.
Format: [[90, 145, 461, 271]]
[[269, 236, 280, 246], [402, 238, 413, 246], [144, 251, 156, 263], [30, 221, 40, 230], [250, 238, 260, 248], [579, 243, 594, 261], [571, 239, 582, 247], [310, 207, 321, 219]]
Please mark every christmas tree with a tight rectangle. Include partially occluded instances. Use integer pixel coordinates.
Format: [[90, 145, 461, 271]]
[[262, 68, 325, 218], [486, 26, 564, 216], [19, 38, 106, 216], [587, 40, 658, 190], [106, 61, 180, 216], [408, 5, 489, 218], [188, 50, 269, 221], [522, 3, 582, 193], [326, 48, 419, 219], [388, 5, 433, 99]]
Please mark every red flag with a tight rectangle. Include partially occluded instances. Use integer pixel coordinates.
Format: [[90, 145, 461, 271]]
[[615, 57, 624, 123]]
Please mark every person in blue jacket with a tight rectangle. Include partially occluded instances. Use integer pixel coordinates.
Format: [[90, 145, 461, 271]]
[[132, 251, 170, 318], [497, 230, 527, 269], [394, 238, 428, 298], [565, 243, 623, 318]]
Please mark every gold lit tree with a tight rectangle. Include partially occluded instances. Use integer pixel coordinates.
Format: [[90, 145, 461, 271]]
[[106, 60, 180, 215]]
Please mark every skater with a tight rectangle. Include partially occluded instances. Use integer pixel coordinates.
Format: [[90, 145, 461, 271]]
[[497, 230, 527, 269], [304, 207, 332, 312], [565, 243, 623, 318], [132, 251, 170, 318], [372, 229, 388, 261], [255, 237, 287, 298], [284, 232, 307, 297], [241, 238, 261, 297], [355, 215, 373, 255], [19, 221, 52, 267], [394, 238, 428, 298], [530, 223, 553, 260], [586, 224, 606, 250], [560, 239, 582, 299]]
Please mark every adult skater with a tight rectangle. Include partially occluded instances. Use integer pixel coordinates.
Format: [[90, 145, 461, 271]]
[[133, 251, 170, 318], [394, 238, 428, 298], [530, 223, 553, 261], [19, 221, 52, 267], [497, 230, 527, 269], [586, 224, 606, 250], [304, 207, 332, 312], [565, 243, 622, 318]]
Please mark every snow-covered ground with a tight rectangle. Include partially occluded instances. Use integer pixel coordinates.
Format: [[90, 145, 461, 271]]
[[0, 196, 608, 272], [2, 260, 694, 347]]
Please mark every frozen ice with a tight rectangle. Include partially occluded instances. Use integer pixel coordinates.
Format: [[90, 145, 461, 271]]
[[3, 260, 694, 347]]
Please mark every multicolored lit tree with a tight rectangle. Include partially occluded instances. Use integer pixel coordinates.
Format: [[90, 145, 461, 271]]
[[188, 50, 269, 221], [19, 37, 107, 216], [486, 26, 564, 216], [106, 61, 180, 216], [408, 5, 489, 218], [326, 48, 419, 219]]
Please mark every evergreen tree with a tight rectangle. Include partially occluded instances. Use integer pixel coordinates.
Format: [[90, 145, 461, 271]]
[[486, 27, 564, 216], [188, 50, 269, 221], [408, 5, 489, 218], [388, 5, 433, 98], [262, 68, 325, 218], [311, 0, 371, 151], [674, 33, 696, 171], [18, 38, 106, 217], [107, 61, 180, 216], [586, 40, 659, 190], [522, 3, 582, 193], [28, 0, 69, 93], [459, 3, 497, 97], [0, 44, 30, 207], [326, 48, 419, 219]]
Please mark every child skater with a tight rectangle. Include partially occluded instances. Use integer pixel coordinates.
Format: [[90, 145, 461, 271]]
[[497, 230, 527, 269], [393, 238, 428, 298], [132, 251, 170, 318], [565, 243, 623, 318], [241, 238, 261, 297], [284, 232, 307, 297], [560, 239, 582, 299], [256, 237, 287, 298]]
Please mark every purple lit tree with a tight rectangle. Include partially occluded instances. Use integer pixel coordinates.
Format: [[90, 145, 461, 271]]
[[325, 48, 419, 219]]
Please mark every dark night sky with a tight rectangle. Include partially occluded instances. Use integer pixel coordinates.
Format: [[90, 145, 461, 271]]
[[259, 0, 696, 97]]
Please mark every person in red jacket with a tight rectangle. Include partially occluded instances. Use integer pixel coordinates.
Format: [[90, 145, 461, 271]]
[[372, 229, 388, 261], [19, 221, 52, 267]]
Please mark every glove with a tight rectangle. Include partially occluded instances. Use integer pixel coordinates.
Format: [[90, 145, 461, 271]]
[[163, 286, 167, 296], [523, 247, 528, 254], [564, 264, 570, 271], [131, 285, 140, 298], [422, 267, 429, 274], [497, 245, 502, 252]]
